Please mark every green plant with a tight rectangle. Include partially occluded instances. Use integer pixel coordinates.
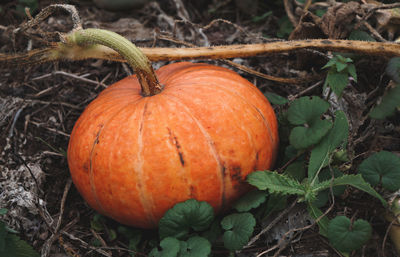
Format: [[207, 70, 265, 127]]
[[150, 199, 258, 256], [327, 216, 372, 252], [0, 209, 40, 257], [323, 55, 357, 97], [246, 96, 386, 254]]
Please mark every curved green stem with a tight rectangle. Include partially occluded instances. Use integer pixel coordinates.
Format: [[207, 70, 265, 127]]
[[65, 28, 162, 96]]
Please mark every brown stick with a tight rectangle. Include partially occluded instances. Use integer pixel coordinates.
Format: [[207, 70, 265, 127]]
[[1, 39, 399, 69]]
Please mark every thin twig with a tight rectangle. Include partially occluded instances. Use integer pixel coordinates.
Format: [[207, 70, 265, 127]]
[[17, 4, 82, 33], [244, 199, 298, 248], [284, 0, 298, 27], [32, 70, 107, 88], [157, 34, 308, 84], [361, 3, 400, 24], [61, 231, 113, 257]]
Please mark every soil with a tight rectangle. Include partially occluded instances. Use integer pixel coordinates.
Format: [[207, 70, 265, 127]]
[[1, 0, 400, 256]]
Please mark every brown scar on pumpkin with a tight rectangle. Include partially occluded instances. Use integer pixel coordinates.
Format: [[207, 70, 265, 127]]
[[167, 128, 185, 166]]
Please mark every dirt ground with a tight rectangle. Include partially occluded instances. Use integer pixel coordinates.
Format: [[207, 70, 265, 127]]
[[1, 0, 400, 256]]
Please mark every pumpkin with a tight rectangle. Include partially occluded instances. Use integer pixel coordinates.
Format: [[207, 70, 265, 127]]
[[66, 29, 279, 228]]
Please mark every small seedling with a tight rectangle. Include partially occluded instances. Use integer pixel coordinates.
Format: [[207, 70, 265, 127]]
[[323, 55, 357, 97]]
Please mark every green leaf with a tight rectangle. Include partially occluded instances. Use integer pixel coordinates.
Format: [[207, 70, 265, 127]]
[[325, 71, 349, 97], [264, 92, 288, 105], [234, 190, 267, 212], [277, 16, 293, 38], [317, 174, 386, 206], [0, 209, 7, 215], [289, 119, 332, 149], [369, 84, 400, 119], [312, 167, 346, 208], [335, 61, 348, 72], [358, 151, 400, 191], [0, 233, 40, 257], [287, 96, 330, 125], [288, 96, 332, 149], [308, 111, 348, 183], [319, 168, 346, 196], [90, 213, 105, 232], [252, 11, 273, 23], [284, 161, 306, 181], [221, 213, 256, 251], [322, 59, 337, 69], [307, 203, 329, 237], [201, 219, 222, 243], [386, 57, 400, 83], [0, 222, 6, 252], [347, 64, 357, 82], [348, 30, 376, 42], [159, 199, 214, 240], [328, 216, 372, 252], [149, 237, 180, 257], [178, 237, 211, 257], [118, 226, 141, 256], [247, 171, 306, 196]]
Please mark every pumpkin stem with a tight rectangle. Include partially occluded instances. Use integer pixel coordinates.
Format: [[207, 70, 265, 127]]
[[65, 28, 162, 96]]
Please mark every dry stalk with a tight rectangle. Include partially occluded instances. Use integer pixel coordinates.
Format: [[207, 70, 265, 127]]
[[1, 39, 399, 69]]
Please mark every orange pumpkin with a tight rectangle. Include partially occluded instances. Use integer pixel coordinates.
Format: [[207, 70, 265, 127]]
[[67, 62, 278, 228]]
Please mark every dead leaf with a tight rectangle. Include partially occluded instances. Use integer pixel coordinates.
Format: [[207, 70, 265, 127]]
[[320, 1, 364, 39]]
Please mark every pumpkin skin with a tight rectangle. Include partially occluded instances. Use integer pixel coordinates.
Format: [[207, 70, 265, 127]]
[[67, 62, 278, 228]]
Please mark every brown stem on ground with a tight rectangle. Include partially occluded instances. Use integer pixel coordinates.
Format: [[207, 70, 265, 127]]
[[1, 39, 399, 80]]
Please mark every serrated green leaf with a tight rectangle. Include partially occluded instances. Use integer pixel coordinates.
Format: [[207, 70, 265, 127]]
[[149, 237, 180, 257], [317, 174, 386, 206], [264, 92, 288, 105], [308, 111, 348, 183], [322, 59, 337, 69], [159, 199, 214, 240], [358, 151, 400, 191], [336, 61, 348, 72], [369, 84, 400, 119], [221, 213, 256, 251], [287, 96, 330, 125], [325, 71, 349, 97], [319, 168, 346, 196], [247, 171, 306, 196], [0, 234, 40, 257], [328, 216, 372, 252], [307, 203, 329, 237], [178, 237, 211, 257], [234, 190, 267, 212], [312, 167, 346, 208], [289, 119, 332, 149]]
